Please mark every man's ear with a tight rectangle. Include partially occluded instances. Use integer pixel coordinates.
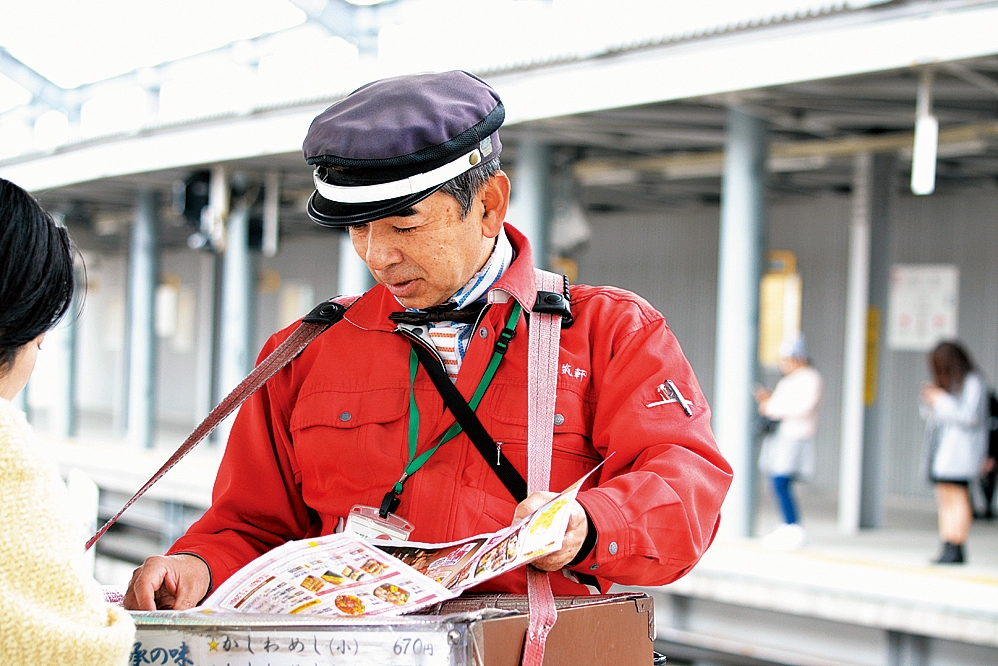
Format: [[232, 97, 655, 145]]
[[479, 170, 510, 239]]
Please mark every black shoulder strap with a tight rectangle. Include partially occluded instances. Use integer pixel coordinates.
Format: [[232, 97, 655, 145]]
[[408, 339, 528, 503]]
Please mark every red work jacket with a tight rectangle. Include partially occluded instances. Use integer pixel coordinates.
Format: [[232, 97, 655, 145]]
[[169, 225, 732, 596]]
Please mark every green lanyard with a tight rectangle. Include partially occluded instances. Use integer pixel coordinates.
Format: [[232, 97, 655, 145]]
[[380, 302, 522, 517]]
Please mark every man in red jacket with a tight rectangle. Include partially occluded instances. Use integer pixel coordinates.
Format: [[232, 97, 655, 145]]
[[124, 70, 731, 611]]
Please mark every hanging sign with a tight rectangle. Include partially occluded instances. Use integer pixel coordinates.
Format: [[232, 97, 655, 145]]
[[887, 264, 958, 351]]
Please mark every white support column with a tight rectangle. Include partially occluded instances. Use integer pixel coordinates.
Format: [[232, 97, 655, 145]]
[[64, 268, 80, 437], [194, 252, 217, 424], [215, 202, 255, 445], [859, 154, 896, 529], [714, 108, 768, 539], [13, 380, 27, 412], [838, 153, 896, 531], [54, 296, 78, 437], [194, 166, 228, 431], [126, 189, 160, 449], [262, 171, 280, 258], [337, 231, 373, 296], [839, 153, 872, 534], [512, 135, 551, 269]]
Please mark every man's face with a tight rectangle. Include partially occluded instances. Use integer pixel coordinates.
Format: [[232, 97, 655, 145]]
[[348, 173, 510, 310]]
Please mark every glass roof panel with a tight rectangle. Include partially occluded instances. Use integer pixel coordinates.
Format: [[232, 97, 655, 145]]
[[0, 0, 306, 88]]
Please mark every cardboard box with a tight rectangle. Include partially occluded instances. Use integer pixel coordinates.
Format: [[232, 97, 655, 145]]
[[436, 593, 656, 666], [130, 592, 654, 666]]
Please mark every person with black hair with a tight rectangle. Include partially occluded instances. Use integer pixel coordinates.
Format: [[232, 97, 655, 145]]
[[921, 340, 989, 564], [0, 177, 135, 665]]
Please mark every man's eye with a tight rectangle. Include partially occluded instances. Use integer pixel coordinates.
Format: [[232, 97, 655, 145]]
[[348, 223, 368, 233], [394, 226, 417, 234]]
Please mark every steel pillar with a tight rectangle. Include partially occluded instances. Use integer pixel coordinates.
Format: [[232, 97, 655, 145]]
[[13, 380, 27, 412], [714, 108, 768, 538], [262, 171, 280, 258], [126, 189, 160, 449], [216, 203, 255, 427], [60, 280, 79, 437], [194, 252, 218, 425], [512, 135, 552, 269], [838, 153, 896, 530], [860, 154, 896, 528], [839, 153, 873, 534]]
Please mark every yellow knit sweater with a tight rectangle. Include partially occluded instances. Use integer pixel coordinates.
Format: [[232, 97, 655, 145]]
[[0, 398, 134, 665]]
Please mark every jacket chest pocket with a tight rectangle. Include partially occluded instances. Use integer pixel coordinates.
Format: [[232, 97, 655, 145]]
[[290, 389, 409, 501], [480, 384, 601, 524]]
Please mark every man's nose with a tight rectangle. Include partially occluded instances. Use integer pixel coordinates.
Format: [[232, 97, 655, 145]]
[[361, 226, 403, 271]]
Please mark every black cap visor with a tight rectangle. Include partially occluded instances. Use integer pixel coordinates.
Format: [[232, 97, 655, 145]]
[[306, 183, 444, 227]]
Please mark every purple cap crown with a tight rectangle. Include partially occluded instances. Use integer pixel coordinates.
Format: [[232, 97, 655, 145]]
[[303, 70, 504, 227]]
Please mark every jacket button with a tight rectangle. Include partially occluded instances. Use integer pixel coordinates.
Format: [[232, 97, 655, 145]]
[[609, 541, 618, 555], [553, 413, 565, 426], [589, 564, 600, 570], [339, 412, 352, 422], [479, 327, 488, 338]]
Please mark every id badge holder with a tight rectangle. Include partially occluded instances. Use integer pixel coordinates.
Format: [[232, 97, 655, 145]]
[[344, 505, 414, 541]]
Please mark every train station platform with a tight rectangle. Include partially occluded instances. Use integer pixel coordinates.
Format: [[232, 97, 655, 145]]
[[627, 490, 998, 666]]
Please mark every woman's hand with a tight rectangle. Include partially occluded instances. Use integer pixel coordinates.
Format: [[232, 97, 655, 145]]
[[921, 381, 946, 408], [753, 385, 771, 412]]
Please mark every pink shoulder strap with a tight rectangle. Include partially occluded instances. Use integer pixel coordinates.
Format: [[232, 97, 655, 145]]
[[522, 268, 565, 666]]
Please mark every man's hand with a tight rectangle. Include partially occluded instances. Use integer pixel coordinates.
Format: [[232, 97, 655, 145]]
[[513, 492, 589, 571], [123, 554, 211, 611]]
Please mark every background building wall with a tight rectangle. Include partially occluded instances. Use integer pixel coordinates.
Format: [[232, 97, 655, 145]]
[[576, 184, 998, 500], [59, 183, 998, 502]]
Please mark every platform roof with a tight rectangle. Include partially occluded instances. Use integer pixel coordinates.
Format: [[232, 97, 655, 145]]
[[1, 0, 997, 249]]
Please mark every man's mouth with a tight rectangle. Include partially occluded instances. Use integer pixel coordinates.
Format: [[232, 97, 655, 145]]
[[385, 278, 420, 298]]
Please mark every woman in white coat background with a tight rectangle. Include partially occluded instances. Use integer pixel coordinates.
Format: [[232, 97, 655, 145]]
[[755, 336, 823, 550], [921, 340, 988, 564]]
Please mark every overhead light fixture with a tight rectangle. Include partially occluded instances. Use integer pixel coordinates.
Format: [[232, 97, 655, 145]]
[[910, 69, 938, 196], [575, 167, 638, 187]]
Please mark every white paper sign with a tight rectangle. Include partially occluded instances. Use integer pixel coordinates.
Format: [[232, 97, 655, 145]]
[[130, 627, 454, 666], [887, 264, 959, 351]]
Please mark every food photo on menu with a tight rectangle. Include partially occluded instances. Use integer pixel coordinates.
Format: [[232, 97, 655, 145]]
[[193, 466, 600, 618]]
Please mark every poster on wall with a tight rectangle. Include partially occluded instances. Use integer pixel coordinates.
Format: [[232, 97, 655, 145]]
[[887, 264, 959, 351], [758, 250, 802, 369]]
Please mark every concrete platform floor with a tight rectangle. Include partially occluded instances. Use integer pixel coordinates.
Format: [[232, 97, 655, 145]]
[[629, 484, 998, 665]]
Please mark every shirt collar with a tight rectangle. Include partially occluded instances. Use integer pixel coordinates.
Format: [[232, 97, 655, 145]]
[[447, 227, 513, 309]]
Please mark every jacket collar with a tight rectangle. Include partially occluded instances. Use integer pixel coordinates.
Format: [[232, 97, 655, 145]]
[[343, 222, 537, 333]]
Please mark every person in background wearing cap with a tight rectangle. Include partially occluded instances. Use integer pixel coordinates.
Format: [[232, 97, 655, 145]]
[[754, 336, 823, 551], [124, 71, 732, 611]]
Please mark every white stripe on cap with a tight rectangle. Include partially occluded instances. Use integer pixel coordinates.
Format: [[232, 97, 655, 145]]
[[313, 148, 483, 204]]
